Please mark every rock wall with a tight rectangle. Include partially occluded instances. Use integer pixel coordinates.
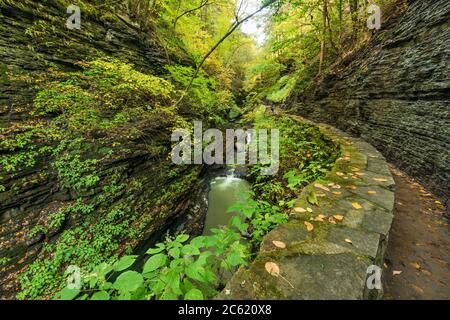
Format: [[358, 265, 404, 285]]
[[290, 0, 450, 212], [0, 0, 202, 298]]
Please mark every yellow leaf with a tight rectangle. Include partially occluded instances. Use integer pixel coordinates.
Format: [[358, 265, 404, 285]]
[[336, 172, 345, 176], [367, 190, 377, 195], [304, 221, 314, 231], [314, 183, 330, 192], [328, 217, 336, 224], [333, 215, 344, 221], [374, 178, 388, 182], [333, 191, 342, 195], [294, 207, 306, 213], [410, 262, 421, 270], [352, 202, 363, 209], [306, 207, 313, 213], [344, 238, 353, 244], [314, 214, 326, 222], [272, 240, 286, 249], [265, 262, 280, 276]]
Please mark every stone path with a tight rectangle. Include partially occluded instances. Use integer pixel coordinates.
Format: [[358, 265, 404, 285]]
[[383, 166, 450, 300]]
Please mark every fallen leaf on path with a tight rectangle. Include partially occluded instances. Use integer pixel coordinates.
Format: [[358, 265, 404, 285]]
[[367, 190, 377, 195], [336, 172, 345, 176], [314, 214, 326, 222], [314, 183, 330, 192], [410, 262, 421, 270], [304, 221, 314, 231], [344, 238, 353, 244], [333, 215, 344, 221], [393, 270, 402, 275], [272, 241, 286, 249], [374, 178, 388, 182], [328, 217, 336, 224], [333, 191, 342, 195], [352, 202, 363, 209], [294, 207, 307, 213], [265, 262, 280, 276]]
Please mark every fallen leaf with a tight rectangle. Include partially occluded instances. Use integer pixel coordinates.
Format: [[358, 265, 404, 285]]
[[294, 207, 307, 213], [393, 270, 402, 275], [333, 215, 344, 221], [349, 185, 357, 190], [304, 221, 314, 231], [336, 172, 345, 176], [306, 207, 313, 213], [344, 238, 353, 244], [356, 172, 365, 176], [331, 184, 341, 189], [333, 191, 342, 195], [367, 190, 377, 195], [374, 178, 388, 182], [314, 214, 326, 222], [410, 262, 421, 270], [328, 217, 336, 224], [351, 167, 360, 172], [352, 202, 363, 209], [272, 241, 286, 249], [314, 183, 330, 192], [265, 262, 280, 276]]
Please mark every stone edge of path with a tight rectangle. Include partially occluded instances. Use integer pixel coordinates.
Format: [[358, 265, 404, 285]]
[[219, 116, 396, 300]]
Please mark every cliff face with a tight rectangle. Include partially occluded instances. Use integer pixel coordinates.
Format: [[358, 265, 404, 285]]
[[291, 0, 450, 211], [0, 0, 205, 298]]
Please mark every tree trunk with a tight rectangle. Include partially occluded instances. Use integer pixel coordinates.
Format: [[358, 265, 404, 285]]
[[318, 0, 328, 75]]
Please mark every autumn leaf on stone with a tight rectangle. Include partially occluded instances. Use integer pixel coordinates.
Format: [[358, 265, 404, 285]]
[[352, 202, 363, 209], [304, 221, 314, 231], [265, 262, 280, 276], [333, 215, 344, 221], [314, 214, 326, 222], [272, 240, 286, 249], [314, 183, 330, 192]]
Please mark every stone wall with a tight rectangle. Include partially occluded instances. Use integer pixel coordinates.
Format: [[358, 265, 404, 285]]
[[222, 116, 395, 299], [290, 0, 450, 212]]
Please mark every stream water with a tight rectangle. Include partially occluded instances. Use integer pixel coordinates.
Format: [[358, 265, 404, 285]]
[[202, 167, 251, 235]]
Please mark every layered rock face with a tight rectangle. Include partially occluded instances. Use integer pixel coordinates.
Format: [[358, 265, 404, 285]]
[[0, 0, 205, 298], [291, 0, 450, 211]]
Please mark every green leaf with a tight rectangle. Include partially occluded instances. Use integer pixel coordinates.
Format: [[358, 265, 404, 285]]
[[168, 247, 180, 259], [143, 253, 168, 273], [175, 234, 189, 243], [146, 246, 165, 255], [307, 192, 318, 205], [54, 287, 80, 300], [91, 291, 110, 300], [113, 271, 143, 293], [185, 288, 204, 300], [181, 244, 200, 256], [113, 255, 137, 272]]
